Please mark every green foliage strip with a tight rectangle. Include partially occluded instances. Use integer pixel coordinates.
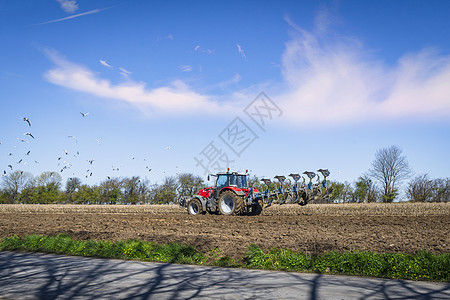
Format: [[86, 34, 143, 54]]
[[0, 235, 448, 282]]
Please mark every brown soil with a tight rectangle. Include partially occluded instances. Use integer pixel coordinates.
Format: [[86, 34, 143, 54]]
[[0, 204, 448, 259]]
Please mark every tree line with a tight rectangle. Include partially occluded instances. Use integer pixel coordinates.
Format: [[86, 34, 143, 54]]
[[0, 172, 204, 205], [1, 146, 448, 204]]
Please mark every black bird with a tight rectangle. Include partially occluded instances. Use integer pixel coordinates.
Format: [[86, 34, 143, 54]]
[[23, 117, 31, 127], [26, 150, 31, 155], [80, 112, 89, 117], [3, 170, 6, 176], [8, 165, 13, 170], [25, 132, 35, 139]]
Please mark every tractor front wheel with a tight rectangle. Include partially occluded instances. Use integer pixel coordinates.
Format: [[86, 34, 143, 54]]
[[218, 191, 244, 215], [187, 198, 204, 215]]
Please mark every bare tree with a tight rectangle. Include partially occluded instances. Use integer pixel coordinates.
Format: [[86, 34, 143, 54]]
[[369, 145, 411, 202], [99, 177, 123, 204], [65, 177, 82, 194], [177, 173, 204, 197], [122, 176, 141, 204], [431, 178, 449, 202], [407, 174, 433, 202], [37, 171, 62, 187], [150, 176, 178, 204], [1, 170, 34, 203]]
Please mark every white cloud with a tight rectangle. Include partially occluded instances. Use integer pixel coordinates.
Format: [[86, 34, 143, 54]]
[[194, 45, 215, 55], [236, 44, 247, 61], [35, 7, 112, 25], [119, 67, 132, 77], [99, 60, 113, 69], [43, 49, 231, 116], [41, 10, 450, 126], [276, 15, 450, 126], [215, 73, 242, 89], [56, 0, 79, 13], [178, 65, 193, 72], [156, 34, 174, 42]]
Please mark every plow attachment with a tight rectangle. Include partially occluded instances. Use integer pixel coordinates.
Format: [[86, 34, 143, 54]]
[[179, 168, 332, 216], [252, 169, 332, 207]]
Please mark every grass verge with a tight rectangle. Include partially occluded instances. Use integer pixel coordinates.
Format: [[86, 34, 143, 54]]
[[1, 234, 448, 282]]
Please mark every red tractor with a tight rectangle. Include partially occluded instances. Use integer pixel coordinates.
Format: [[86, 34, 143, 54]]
[[179, 170, 262, 216], [179, 169, 331, 216]]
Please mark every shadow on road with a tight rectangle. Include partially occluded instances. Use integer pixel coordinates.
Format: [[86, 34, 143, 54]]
[[0, 251, 449, 299]]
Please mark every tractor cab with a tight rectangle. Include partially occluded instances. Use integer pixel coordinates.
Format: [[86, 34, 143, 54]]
[[200, 170, 249, 199], [215, 172, 248, 190]]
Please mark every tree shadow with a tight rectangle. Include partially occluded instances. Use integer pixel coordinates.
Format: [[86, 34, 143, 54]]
[[0, 251, 449, 299]]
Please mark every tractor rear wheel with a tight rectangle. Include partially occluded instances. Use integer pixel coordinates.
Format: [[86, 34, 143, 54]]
[[218, 190, 244, 215], [187, 198, 204, 215]]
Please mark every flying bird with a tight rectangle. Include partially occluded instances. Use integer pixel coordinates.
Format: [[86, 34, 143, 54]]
[[87, 159, 95, 165], [80, 112, 89, 117], [17, 138, 28, 143], [23, 117, 31, 127], [26, 150, 30, 155], [8, 165, 12, 170], [25, 132, 35, 139], [68, 136, 78, 143], [64, 149, 68, 155], [3, 170, 6, 176], [17, 159, 22, 164]]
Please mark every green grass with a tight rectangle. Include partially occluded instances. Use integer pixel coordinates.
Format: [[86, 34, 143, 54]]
[[0, 234, 206, 265], [1, 235, 448, 282], [244, 244, 450, 282]]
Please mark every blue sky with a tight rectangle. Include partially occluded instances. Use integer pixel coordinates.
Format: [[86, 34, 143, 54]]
[[1, 0, 449, 191]]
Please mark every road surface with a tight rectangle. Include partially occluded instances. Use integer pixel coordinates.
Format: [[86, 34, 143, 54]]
[[0, 251, 449, 299]]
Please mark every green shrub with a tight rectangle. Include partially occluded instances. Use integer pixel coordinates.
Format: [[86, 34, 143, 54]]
[[1, 236, 448, 282]]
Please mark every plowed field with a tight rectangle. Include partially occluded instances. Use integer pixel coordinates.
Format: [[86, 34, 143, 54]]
[[0, 203, 448, 259]]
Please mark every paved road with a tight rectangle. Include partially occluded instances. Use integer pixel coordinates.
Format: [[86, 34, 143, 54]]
[[0, 251, 449, 300]]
